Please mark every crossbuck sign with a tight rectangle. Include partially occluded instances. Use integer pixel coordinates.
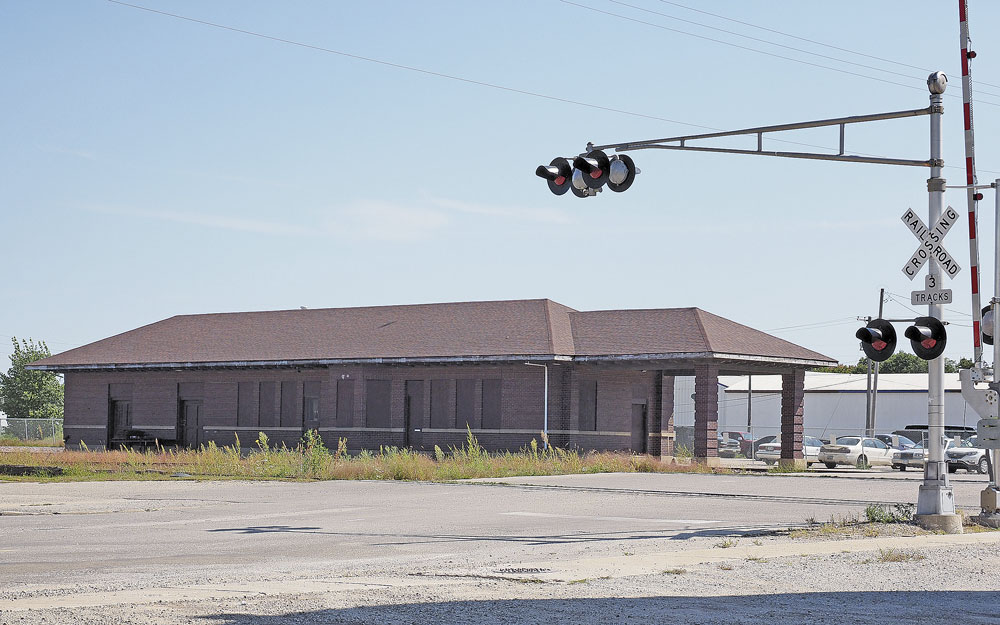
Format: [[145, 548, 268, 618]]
[[901, 206, 961, 280]]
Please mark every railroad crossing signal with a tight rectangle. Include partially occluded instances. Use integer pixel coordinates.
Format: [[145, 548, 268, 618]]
[[855, 318, 897, 362], [536, 149, 639, 197], [983, 305, 995, 346], [900, 206, 961, 280], [904, 316, 948, 360]]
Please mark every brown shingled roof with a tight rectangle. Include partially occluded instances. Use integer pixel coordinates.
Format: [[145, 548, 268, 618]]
[[28, 299, 834, 370], [570, 308, 831, 362]]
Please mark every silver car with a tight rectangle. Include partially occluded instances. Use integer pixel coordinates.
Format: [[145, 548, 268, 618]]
[[892, 439, 967, 471], [818, 436, 895, 469], [757, 436, 823, 467]]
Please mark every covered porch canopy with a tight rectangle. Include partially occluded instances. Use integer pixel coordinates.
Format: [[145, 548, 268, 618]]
[[570, 308, 834, 462]]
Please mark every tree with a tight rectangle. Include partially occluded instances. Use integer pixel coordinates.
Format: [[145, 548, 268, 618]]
[[876, 352, 927, 373], [817, 354, 975, 374], [0, 338, 63, 420]]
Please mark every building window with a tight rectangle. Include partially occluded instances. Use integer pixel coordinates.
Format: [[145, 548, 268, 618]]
[[430, 379, 450, 428], [456, 379, 477, 429], [366, 380, 391, 428], [336, 379, 354, 427], [237, 382, 257, 428], [481, 379, 501, 429], [279, 381, 298, 427], [579, 380, 597, 431], [259, 382, 278, 427]]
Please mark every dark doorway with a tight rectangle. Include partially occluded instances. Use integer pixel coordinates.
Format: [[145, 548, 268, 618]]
[[404, 380, 424, 449], [631, 403, 648, 454], [108, 400, 131, 449], [177, 400, 202, 449], [303, 381, 321, 433]]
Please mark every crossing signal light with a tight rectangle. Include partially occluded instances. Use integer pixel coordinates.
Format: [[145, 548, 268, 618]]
[[535, 157, 573, 196], [855, 319, 897, 363], [904, 316, 947, 360], [983, 305, 994, 346], [536, 150, 639, 197]]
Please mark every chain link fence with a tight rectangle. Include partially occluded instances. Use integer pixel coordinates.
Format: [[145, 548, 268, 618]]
[[1, 418, 64, 444]]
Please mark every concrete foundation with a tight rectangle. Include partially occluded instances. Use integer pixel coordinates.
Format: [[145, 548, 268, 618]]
[[915, 513, 964, 534]]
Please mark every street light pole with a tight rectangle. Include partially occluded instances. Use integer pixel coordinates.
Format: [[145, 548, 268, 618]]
[[916, 75, 958, 522], [525, 362, 549, 450]]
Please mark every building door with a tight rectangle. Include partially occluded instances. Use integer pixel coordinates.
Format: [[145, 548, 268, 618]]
[[177, 400, 202, 449], [631, 404, 648, 454], [108, 400, 131, 448], [404, 380, 424, 450], [303, 381, 321, 434]]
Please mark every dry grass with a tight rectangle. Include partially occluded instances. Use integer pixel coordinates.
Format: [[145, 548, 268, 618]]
[[0, 436, 64, 447], [0, 429, 735, 483], [863, 548, 927, 564]]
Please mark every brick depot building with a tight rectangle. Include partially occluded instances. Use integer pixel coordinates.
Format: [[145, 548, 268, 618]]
[[28, 299, 834, 461]]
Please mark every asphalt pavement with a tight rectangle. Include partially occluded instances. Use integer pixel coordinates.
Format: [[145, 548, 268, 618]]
[[2, 470, 999, 623]]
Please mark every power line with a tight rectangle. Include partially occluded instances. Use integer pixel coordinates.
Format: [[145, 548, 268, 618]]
[[561, 0, 1000, 109], [654, 0, 1000, 92], [610, 0, 1000, 100], [767, 318, 857, 332], [105, 1, 715, 131], [107, 1, 1000, 176]]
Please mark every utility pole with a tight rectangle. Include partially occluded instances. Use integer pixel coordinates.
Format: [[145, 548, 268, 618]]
[[870, 288, 885, 437], [864, 315, 873, 436]]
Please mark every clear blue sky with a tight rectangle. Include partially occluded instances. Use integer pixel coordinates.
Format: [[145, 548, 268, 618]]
[[3, 0, 1000, 370]]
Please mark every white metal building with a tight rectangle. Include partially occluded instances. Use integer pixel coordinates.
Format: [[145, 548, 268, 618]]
[[708, 372, 974, 442]]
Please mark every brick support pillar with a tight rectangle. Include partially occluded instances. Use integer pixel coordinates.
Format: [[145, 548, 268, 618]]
[[694, 365, 719, 460], [660, 373, 675, 457], [780, 370, 805, 463]]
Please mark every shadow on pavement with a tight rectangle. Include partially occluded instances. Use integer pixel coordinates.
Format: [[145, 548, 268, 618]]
[[206, 525, 782, 545], [200, 591, 1000, 624]]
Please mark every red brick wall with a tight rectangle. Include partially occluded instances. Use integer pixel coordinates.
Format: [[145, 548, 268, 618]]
[[63, 364, 671, 453]]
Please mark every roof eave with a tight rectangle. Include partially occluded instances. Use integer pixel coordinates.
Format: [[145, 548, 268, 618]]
[[27, 351, 832, 373], [26, 353, 575, 373], [572, 351, 835, 368]]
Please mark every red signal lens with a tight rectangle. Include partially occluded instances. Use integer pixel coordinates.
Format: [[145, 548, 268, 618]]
[[921, 338, 937, 349], [554, 176, 565, 185], [872, 340, 887, 351]]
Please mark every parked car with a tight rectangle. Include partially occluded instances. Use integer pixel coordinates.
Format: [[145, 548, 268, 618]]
[[946, 438, 989, 474], [892, 438, 972, 471], [757, 436, 823, 466], [717, 434, 741, 457], [720, 431, 753, 456], [751, 435, 777, 458], [818, 436, 894, 469], [875, 434, 917, 450]]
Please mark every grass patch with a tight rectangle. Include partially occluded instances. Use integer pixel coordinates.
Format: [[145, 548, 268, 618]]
[[0, 428, 736, 483], [766, 462, 809, 474], [718, 564, 734, 571], [864, 548, 927, 564], [714, 538, 738, 549], [567, 578, 589, 585], [662, 568, 687, 575], [0, 436, 63, 447], [865, 503, 915, 524]]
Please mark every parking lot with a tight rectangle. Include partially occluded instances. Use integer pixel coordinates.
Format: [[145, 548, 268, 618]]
[[2, 469, 1000, 624]]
